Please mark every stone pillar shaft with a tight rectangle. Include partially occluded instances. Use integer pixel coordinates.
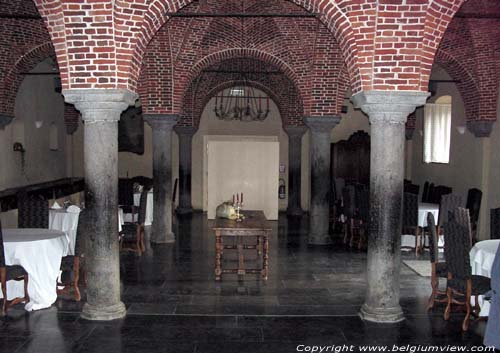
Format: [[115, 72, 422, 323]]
[[175, 126, 197, 214], [145, 115, 178, 243], [352, 90, 429, 323], [304, 116, 340, 245], [63, 89, 137, 321], [284, 126, 306, 216]]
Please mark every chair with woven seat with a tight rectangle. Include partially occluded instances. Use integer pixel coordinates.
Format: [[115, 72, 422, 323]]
[[443, 208, 491, 331], [402, 192, 421, 257], [427, 212, 447, 310], [17, 192, 49, 228], [57, 209, 88, 301], [0, 220, 29, 315], [120, 186, 150, 255]]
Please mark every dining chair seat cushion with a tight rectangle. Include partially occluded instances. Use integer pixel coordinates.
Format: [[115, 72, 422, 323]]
[[436, 262, 447, 277], [6, 265, 26, 281], [448, 275, 491, 296]]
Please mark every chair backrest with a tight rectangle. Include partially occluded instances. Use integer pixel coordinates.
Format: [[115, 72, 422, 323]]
[[74, 209, 89, 257], [356, 187, 370, 222], [404, 183, 420, 196], [342, 185, 356, 219], [17, 192, 49, 228], [0, 220, 5, 267], [444, 213, 472, 280], [118, 178, 134, 206], [432, 185, 452, 204], [453, 207, 473, 247], [466, 188, 482, 225], [490, 208, 500, 240], [422, 181, 430, 203], [438, 193, 463, 226], [427, 183, 435, 203], [334, 178, 345, 201], [138, 186, 151, 225], [403, 192, 418, 228], [427, 212, 439, 264]]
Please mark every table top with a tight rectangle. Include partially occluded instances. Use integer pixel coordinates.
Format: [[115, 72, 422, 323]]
[[471, 239, 500, 255], [3, 228, 66, 242], [213, 211, 272, 232], [418, 203, 439, 211]]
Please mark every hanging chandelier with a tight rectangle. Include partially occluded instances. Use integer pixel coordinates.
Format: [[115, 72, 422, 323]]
[[214, 86, 270, 122]]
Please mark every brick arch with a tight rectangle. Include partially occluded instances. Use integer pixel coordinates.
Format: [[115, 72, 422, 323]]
[[420, 0, 469, 91], [1, 41, 55, 117], [132, 0, 361, 93], [434, 48, 480, 121]]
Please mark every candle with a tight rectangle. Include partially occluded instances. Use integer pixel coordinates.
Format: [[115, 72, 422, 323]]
[[241, 192, 243, 203]]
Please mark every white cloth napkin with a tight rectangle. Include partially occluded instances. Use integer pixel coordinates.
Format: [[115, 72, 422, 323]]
[[66, 205, 81, 213], [51, 201, 62, 209]]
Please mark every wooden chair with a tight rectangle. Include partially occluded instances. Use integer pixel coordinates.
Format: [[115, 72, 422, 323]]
[[443, 208, 491, 331], [352, 186, 369, 250], [426, 212, 448, 310], [17, 192, 49, 228], [57, 209, 87, 301], [466, 188, 482, 243], [402, 192, 421, 257], [422, 181, 430, 203], [118, 178, 137, 223], [438, 193, 463, 235], [490, 207, 500, 240], [342, 185, 356, 246], [120, 186, 150, 255], [0, 220, 29, 315]]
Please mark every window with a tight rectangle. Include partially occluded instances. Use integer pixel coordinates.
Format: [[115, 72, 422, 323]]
[[423, 96, 451, 164]]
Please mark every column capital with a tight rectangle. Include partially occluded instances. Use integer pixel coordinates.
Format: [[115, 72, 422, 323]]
[[0, 114, 13, 130], [467, 120, 494, 138], [174, 126, 197, 137], [304, 116, 341, 132], [284, 125, 307, 138], [144, 114, 178, 130], [62, 89, 137, 123], [352, 91, 429, 125]]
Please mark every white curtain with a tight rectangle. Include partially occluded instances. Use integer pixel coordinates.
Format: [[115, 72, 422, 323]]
[[423, 103, 451, 164]]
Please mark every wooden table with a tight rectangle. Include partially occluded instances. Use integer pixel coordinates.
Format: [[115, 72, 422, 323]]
[[213, 211, 272, 280]]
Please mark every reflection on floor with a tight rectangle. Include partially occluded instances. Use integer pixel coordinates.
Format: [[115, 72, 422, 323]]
[[0, 214, 489, 353]]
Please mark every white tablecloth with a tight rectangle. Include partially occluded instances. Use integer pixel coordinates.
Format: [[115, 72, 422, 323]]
[[418, 203, 439, 227], [0, 229, 68, 311], [49, 209, 80, 255], [470, 239, 500, 316], [123, 191, 153, 226]]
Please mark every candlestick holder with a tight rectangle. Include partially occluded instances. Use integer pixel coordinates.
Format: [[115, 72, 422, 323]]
[[234, 201, 244, 222]]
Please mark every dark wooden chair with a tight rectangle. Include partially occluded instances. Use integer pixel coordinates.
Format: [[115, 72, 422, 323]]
[[426, 212, 447, 310], [57, 209, 88, 301], [0, 220, 29, 315], [342, 185, 356, 246], [490, 208, 500, 240], [120, 186, 150, 255], [351, 185, 369, 249], [404, 182, 420, 196], [443, 208, 491, 331], [119, 178, 137, 223], [402, 192, 421, 257], [466, 188, 482, 242], [438, 193, 463, 235], [17, 192, 49, 228], [422, 181, 430, 203]]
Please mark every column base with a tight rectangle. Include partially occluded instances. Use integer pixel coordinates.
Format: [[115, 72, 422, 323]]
[[359, 303, 405, 323], [286, 206, 303, 217], [176, 206, 193, 215], [81, 301, 126, 321], [308, 234, 332, 245], [151, 232, 175, 244]]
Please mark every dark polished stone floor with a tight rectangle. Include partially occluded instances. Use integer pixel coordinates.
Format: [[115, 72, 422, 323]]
[[1, 213, 491, 352]]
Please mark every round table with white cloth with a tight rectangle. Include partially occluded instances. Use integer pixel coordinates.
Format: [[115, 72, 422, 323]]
[[470, 239, 500, 316], [0, 228, 68, 311], [49, 207, 81, 255]]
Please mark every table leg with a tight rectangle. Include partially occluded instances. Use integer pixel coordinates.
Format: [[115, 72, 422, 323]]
[[262, 233, 269, 280], [215, 231, 222, 281], [237, 236, 245, 276]]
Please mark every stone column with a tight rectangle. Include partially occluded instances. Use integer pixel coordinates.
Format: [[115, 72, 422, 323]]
[[352, 91, 429, 323], [174, 126, 197, 214], [63, 89, 137, 321], [304, 116, 340, 245], [284, 126, 307, 216], [144, 114, 178, 243]]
